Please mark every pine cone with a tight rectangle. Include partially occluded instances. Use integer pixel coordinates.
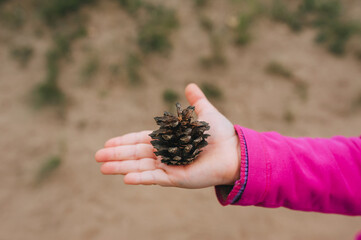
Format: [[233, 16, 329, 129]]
[[149, 103, 210, 165]]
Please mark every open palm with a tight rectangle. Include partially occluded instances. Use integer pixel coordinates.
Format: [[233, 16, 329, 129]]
[[95, 84, 240, 188]]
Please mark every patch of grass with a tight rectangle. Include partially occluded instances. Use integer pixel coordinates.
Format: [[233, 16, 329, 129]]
[[271, 0, 302, 32], [45, 49, 60, 82], [81, 56, 99, 85], [108, 64, 122, 84], [10, 45, 34, 68], [266, 61, 308, 101], [201, 82, 222, 100], [116, 0, 144, 15], [77, 119, 87, 130], [353, 92, 361, 110], [98, 89, 109, 99], [126, 53, 142, 85], [31, 26, 86, 109], [53, 35, 72, 58], [35, 155, 61, 184], [38, 0, 95, 25], [234, 13, 254, 45], [163, 89, 179, 105], [283, 109, 295, 123], [109, 64, 121, 76], [265, 61, 293, 78], [0, 7, 25, 30], [325, 21, 359, 55], [198, 15, 225, 69], [53, 26, 87, 59], [295, 81, 308, 101], [193, 0, 209, 8], [230, 1, 264, 46], [199, 15, 214, 33], [199, 33, 226, 69], [312, 0, 341, 20], [271, 0, 361, 56], [298, 0, 317, 13], [355, 49, 361, 61], [137, 5, 178, 55], [303, 0, 358, 56], [0, 0, 9, 5], [32, 80, 65, 108]]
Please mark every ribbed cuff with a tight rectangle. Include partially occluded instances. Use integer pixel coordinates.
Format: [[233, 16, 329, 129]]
[[236, 127, 270, 206], [215, 125, 248, 205], [215, 126, 270, 206]]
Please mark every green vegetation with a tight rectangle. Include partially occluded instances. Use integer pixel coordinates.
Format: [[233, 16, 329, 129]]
[[0, 6, 25, 29], [10, 45, 34, 67], [270, 0, 361, 56], [77, 119, 87, 130], [234, 13, 254, 45], [230, 1, 263, 46], [108, 64, 122, 84], [314, 19, 359, 55], [81, 56, 99, 85], [31, 49, 64, 108], [37, 0, 95, 25], [313, 1, 360, 55], [27, 0, 88, 111], [35, 155, 62, 184], [193, 0, 209, 8], [271, 0, 302, 32], [295, 81, 308, 101], [137, 5, 178, 54], [116, 2, 179, 56], [200, 33, 226, 69], [266, 61, 308, 101], [116, 0, 144, 14], [31, 26, 87, 108], [201, 82, 222, 100], [45, 49, 60, 83], [265, 61, 293, 78], [126, 53, 142, 85], [98, 89, 109, 99], [109, 64, 121, 76], [199, 15, 214, 33], [283, 109, 295, 123], [32, 80, 65, 108], [53, 26, 87, 58], [198, 15, 225, 69], [163, 89, 179, 105], [353, 92, 361, 109], [356, 50, 361, 61]]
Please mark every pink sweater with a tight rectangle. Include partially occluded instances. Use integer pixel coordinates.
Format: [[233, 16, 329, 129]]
[[216, 126, 361, 236]]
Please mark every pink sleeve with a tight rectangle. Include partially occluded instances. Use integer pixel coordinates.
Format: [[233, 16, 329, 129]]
[[216, 125, 361, 216]]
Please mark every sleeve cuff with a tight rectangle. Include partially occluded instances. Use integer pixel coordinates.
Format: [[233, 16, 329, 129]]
[[215, 125, 270, 206], [215, 125, 248, 205]]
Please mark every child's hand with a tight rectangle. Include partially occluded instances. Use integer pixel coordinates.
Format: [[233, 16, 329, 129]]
[[95, 83, 240, 188]]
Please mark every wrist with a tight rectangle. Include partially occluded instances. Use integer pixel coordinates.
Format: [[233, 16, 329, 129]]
[[215, 125, 248, 205], [223, 134, 241, 185]]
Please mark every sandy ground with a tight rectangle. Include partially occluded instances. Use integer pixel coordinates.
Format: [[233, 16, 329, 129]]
[[0, 0, 361, 239]]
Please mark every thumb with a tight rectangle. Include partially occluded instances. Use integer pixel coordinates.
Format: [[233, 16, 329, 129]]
[[185, 83, 217, 116]]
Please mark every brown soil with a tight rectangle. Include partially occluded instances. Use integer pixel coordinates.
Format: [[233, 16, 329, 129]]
[[0, 1, 360, 239]]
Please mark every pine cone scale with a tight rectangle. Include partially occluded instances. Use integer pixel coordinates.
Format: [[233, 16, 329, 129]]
[[149, 103, 210, 166]]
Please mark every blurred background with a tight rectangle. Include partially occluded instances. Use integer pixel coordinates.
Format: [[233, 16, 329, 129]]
[[1, 0, 361, 239]]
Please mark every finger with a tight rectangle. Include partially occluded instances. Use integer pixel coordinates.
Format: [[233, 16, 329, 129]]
[[124, 169, 172, 186], [95, 144, 155, 162], [185, 83, 217, 116], [105, 131, 152, 148], [100, 158, 156, 175]]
